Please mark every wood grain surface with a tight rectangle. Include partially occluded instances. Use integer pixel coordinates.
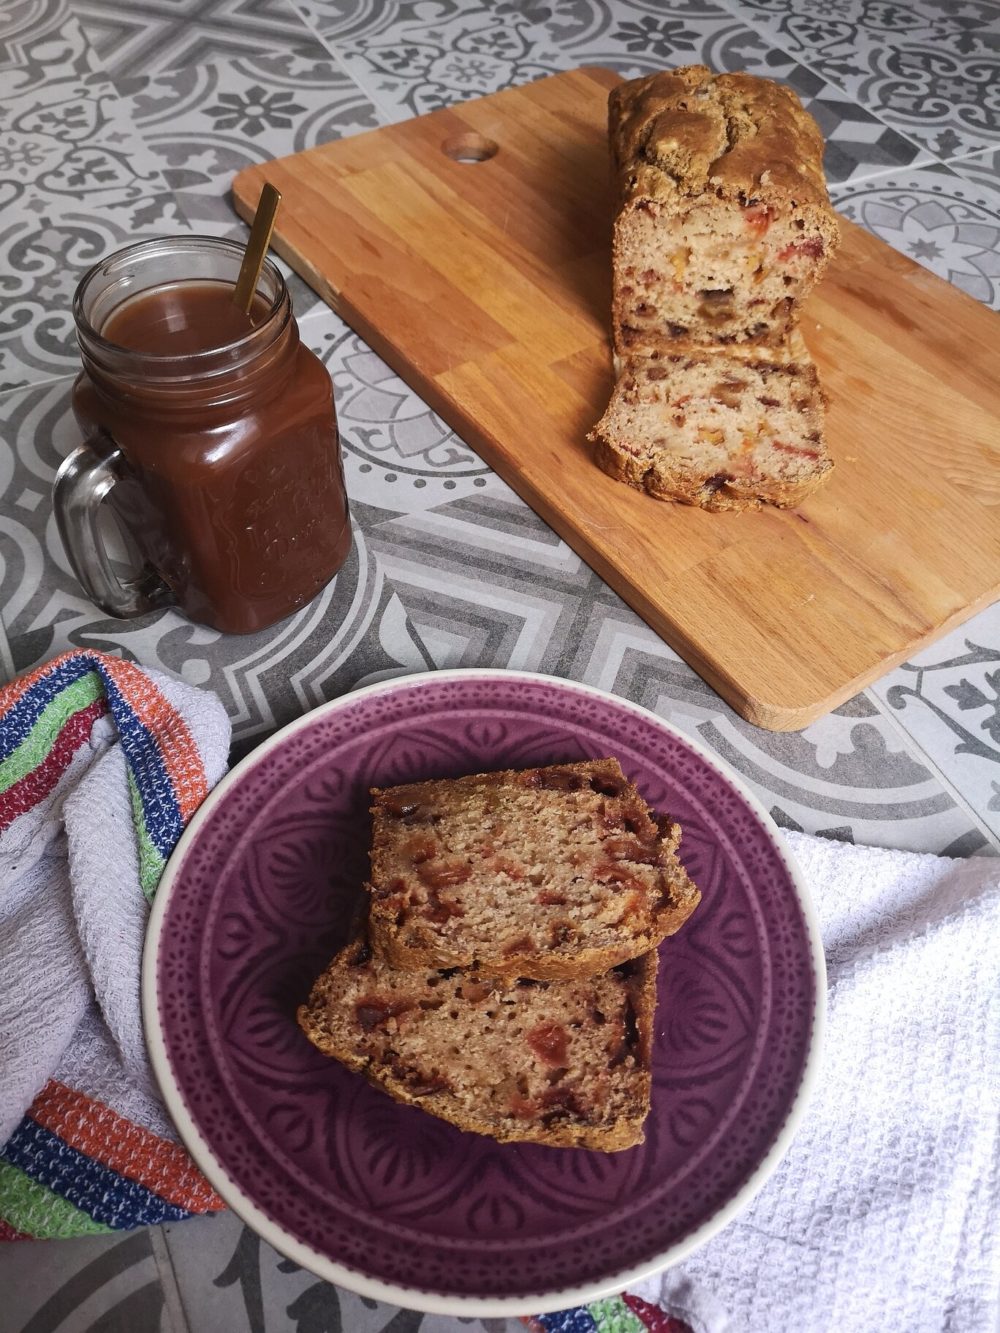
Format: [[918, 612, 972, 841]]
[[233, 66, 1000, 731]]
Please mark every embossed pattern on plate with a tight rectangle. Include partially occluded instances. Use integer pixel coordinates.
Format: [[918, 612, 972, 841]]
[[151, 672, 819, 1306]]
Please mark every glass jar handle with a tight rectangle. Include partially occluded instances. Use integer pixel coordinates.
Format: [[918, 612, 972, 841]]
[[53, 437, 173, 619]]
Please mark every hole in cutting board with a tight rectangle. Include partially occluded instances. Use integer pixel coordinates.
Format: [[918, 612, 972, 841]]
[[442, 132, 498, 163]]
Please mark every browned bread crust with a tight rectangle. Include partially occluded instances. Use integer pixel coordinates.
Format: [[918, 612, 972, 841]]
[[297, 938, 657, 1151], [366, 759, 700, 980], [610, 66, 841, 353], [611, 65, 833, 217], [590, 339, 832, 513]]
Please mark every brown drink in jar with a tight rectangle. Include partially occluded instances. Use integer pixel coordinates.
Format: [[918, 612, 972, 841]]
[[59, 237, 351, 635]]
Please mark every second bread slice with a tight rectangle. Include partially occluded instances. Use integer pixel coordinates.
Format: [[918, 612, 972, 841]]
[[298, 935, 657, 1150], [367, 758, 700, 980], [590, 344, 832, 512]]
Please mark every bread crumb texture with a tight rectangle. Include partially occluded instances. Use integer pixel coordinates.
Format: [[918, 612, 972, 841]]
[[367, 758, 700, 978]]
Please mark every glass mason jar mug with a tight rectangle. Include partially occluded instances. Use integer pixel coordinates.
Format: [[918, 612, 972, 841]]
[[55, 237, 352, 635]]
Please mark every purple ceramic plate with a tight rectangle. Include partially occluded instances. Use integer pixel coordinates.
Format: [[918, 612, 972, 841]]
[[143, 670, 823, 1316]]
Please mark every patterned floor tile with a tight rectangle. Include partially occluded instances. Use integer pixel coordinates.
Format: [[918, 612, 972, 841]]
[[107, 43, 380, 317], [0, 377, 435, 749], [111, 43, 379, 227], [716, 0, 1000, 162], [0, 1228, 177, 1332], [70, 0, 318, 80], [324, 2, 929, 183], [830, 161, 1000, 308], [307, 310, 518, 515], [368, 495, 602, 674], [534, 0, 931, 186], [0, 54, 192, 390], [1, 71, 169, 203], [367, 496, 994, 857], [952, 144, 1000, 195], [1, 0, 102, 88], [0, 186, 189, 391], [161, 1210, 518, 1333], [325, 1, 570, 122], [870, 600, 1000, 847]]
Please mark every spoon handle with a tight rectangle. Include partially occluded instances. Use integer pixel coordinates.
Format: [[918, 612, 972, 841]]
[[233, 182, 282, 316]]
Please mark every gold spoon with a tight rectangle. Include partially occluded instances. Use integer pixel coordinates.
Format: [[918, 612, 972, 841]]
[[233, 182, 282, 318]]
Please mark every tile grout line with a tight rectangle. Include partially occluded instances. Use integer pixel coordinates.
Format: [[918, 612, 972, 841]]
[[149, 1226, 193, 1333], [276, 0, 399, 126], [864, 687, 1000, 854], [0, 371, 80, 404], [710, 0, 952, 169], [931, 147, 1000, 195], [828, 145, 1000, 204], [827, 158, 940, 198], [941, 144, 1000, 171]]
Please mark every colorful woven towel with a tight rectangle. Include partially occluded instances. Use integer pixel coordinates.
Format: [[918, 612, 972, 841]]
[[522, 1292, 695, 1332], [0, 650, 231, 1240]]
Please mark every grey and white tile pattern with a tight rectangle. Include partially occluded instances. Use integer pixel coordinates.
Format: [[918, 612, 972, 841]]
[[2, 0, 999, 1327], [830, 162, 1000, 306], [952, 143, 1000, 196], [1, 2, 101, 90], [72, 0, 318, 79], [325, 0, 934, 184], [294, 0, 567, 120], [715, 0, 1000, 162], [112, 44, 380, 235], [0, 45, 189, 388], [5, 1209, 522, 1332], [872, 603, 1000, 851]]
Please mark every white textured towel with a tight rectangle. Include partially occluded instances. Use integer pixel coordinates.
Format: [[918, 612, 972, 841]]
[[0, 660, 231, 1149], [639, 830, 1000, 1333]]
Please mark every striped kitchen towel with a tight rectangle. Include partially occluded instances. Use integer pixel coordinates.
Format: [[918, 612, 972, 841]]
[[522, 1291, 701, 1332], [0, 650, 231, 1239]]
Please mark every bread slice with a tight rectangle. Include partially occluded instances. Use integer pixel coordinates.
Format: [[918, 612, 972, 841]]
[[365, 758, 700, 980], [590, 343, 832, 512], [297, 937, 657, 1150], [610, 66, 841, 353]]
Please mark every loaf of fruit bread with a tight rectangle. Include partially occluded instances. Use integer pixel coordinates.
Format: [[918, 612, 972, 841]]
[[590, 338, 832, 512], [610, 65, 840, 354], [297, 935, 656, 1150], [365, 758, 700, 980]]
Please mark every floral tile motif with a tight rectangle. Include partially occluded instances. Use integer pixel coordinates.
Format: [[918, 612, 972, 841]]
[[0, 186, 189, 391], [109, 44, 380, 316], [871, 600, 1000, 847], [0, 71, 168, 203], [292, 0, 557, 45], [305, 308, 517, 515], [715, 0, 1000, 162], [70, 0, 319, 80], [830, 162, 1000, 308], [0, 37, 194, 390], [112, 43, 379, 210], [0, 0, 102, 89], [326, 1, 569, 121]]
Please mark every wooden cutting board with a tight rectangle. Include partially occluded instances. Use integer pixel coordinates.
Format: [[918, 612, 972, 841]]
[[233, 66, 1000, 731]]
